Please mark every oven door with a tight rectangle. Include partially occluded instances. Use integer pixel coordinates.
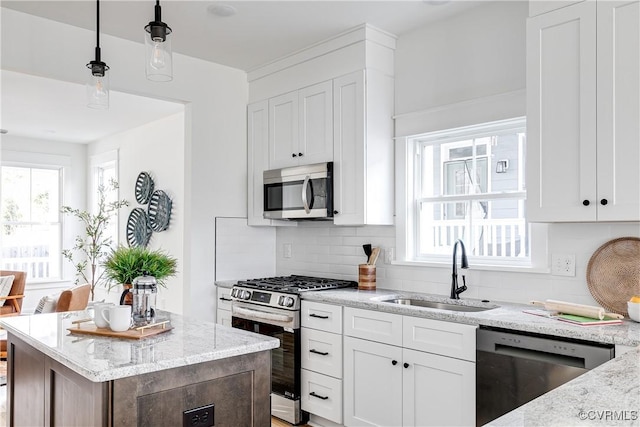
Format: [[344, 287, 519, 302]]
[[231, 304, 301, 401]]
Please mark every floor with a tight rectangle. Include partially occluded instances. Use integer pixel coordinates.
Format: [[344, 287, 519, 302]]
[[271, 416, 310, 427]]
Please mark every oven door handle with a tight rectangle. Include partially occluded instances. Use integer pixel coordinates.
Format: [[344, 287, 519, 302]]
[[233, 306, 294, 323]]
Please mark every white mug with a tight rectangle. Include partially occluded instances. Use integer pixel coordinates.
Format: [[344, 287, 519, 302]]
[[100, 305, 133, 332], [92, 302, 114, 328]]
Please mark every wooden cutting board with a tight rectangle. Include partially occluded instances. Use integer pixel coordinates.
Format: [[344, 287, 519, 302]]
[[67, 320, 172, 340]]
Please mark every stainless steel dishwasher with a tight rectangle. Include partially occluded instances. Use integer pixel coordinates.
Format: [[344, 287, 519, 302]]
[[476, 326, 615, 426]]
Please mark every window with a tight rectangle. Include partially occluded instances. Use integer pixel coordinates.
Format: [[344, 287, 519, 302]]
[[404, 117, 528, 265], [1, 165, 62, 280]]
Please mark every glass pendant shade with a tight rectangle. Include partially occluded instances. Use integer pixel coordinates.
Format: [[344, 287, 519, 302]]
[[86, 61, 110, 109], [144, 1, 173, 82], [144, 26, 173, 81]]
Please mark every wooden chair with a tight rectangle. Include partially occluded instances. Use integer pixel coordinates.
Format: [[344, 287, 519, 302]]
[[55, 283, 91, 312], [0, 270, 27, 317], [0, 270, 27, 359]]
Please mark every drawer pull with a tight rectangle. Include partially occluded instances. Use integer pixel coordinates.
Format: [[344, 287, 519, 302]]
[[310, 392, 329, 400], [310, 349, 329, 356], [309, 313, 329, 319], [219, 297, 232, 301]]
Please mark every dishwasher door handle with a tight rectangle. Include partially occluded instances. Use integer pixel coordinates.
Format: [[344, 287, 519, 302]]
[[494, 344, 586, 368]]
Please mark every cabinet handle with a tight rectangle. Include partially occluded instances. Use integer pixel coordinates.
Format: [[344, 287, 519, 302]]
[[582, 200, 590, 206], [292, 153, 297, 158], [310, 392, 329, 400], [392, 360, 398, 365], [298, 152, 304, 157], [219, 297, 232, 302], [404, 363, 410, 368], [600, 199, 608, 206], [310, 349, 329, 356], [333, 210, 339, 215], [309, 313, 329, 319]]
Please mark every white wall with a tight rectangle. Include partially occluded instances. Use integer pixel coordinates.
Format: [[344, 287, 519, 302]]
[[0, 135, 87, 312], [88, 113, 185, 313], [276, 1, 640, 307], [2, 8, 249, 321]]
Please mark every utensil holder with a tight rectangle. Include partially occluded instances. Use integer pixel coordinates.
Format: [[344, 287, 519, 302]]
[[358, 264, 376, 290]]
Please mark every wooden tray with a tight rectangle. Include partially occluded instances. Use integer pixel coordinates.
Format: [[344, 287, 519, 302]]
[[67, 319, 173, 340], [587, 237, 640, 316]]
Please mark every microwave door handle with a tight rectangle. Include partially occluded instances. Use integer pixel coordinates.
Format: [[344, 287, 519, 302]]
[[302, 175, 311, 214]]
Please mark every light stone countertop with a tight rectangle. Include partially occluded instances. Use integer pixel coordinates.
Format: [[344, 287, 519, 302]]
[[301, 287, 640, 426], [301, 288, 640, 346], [0, 309, 279, 383]]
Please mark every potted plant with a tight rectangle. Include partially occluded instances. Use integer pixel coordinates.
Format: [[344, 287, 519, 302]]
[[103, 246, 178, 302], [61, 180, 128, 301]]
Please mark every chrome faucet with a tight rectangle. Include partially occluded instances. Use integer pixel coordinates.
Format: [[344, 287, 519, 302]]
[[451, 239, 469, 299]]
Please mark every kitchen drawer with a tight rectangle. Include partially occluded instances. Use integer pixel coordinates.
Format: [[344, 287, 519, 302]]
[[217, 309, 232, 327], [217, 287, 232, 311], [403, 316, 477, 362], [301, 369, 343, 424], [344, 307, 403, 346], [301, 328, 342, 378], [301, 301, 342, 334]]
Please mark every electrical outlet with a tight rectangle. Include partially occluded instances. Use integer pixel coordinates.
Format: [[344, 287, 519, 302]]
[[183, 404, 214, 427], [385, 247, 395, 264], [283, 243, 292, 258], [551, 253, 576, 277]]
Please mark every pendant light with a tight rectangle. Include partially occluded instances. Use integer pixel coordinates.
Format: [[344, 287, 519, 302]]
[[144, 0, 173, 82], [86, 0, 110, 109]]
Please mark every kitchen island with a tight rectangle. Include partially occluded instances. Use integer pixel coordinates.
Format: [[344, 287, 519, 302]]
[[0, 310, 279, 427]]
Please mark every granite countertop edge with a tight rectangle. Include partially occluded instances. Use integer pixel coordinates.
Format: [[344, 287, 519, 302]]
[[0, 311, 279, 383]]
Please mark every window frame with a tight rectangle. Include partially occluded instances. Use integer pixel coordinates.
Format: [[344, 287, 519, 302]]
[[1, 161, 64, 282], [396, 116, 548, 272]]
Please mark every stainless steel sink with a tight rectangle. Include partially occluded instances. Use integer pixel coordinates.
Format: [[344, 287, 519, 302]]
[[380, 298, 497, 312]]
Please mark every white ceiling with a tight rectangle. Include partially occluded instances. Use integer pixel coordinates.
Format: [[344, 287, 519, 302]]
[[1, 0, 482, 143]]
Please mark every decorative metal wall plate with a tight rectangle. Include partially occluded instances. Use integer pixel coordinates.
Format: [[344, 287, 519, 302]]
[[148, 190, 172, 232], [135, 172, 155, 204], [127, 208, 152, 247]]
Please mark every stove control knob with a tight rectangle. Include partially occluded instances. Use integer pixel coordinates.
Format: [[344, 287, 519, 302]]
[[278, 296, 286, 306], [284, 297, 295, 307], [231, 289, 238, 298], [242, 290, 252, 300]]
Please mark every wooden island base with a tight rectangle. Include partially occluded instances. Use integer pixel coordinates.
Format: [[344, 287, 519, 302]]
[[8, 333, 271, 427]]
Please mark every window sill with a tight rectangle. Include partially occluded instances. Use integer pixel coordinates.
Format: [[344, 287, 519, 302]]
[[26, 280, 74, 290], [390, 259, 550, 274]]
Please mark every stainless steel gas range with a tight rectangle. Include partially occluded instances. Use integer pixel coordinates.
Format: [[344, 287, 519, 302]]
[[230, 275, 356, 425]]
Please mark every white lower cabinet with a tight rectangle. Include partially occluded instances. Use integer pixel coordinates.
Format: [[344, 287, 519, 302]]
[[402, 348, 475, 427], [301, 301, 344, 424], [343, 336, 403, 427], [215, 287, 232, 327], [343, 308, 477, 427]]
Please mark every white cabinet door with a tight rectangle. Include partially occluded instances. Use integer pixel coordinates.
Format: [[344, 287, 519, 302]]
[[298, 81, 333, 165], [596, 0, 640, 221], [344, 336, 402, 427], [526, 1, 597, 222], [269, 90, 299, 169], [333, 71, 366, 225], [402, 348, 475, 427], [217, 310, 232, 327], [247, 100, 272, 226]]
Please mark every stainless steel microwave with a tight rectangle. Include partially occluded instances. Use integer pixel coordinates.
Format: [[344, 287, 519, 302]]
[[263, 162, 334, 220]]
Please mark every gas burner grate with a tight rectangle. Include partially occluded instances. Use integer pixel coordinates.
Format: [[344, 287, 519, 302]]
[[237, 275, 356, 294]]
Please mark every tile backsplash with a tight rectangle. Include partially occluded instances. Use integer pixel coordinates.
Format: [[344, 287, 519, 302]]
[[276, 222, 640, 306]]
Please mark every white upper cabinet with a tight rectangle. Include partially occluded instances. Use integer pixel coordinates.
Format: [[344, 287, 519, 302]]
[[526, 0, 639, 222], [247, 100, 271, 226], [269, 81, 333, 169], [248, 24, 396, 226], [333, 70, 394, 226]]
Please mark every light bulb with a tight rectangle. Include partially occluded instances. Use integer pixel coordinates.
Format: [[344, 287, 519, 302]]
[[95, 78, 107, 98], [150, 38, 166, 70]]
